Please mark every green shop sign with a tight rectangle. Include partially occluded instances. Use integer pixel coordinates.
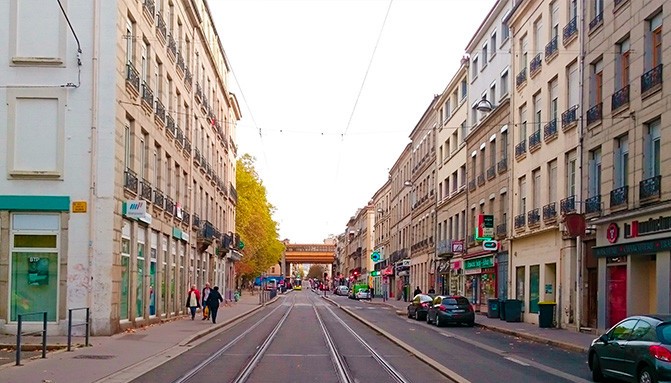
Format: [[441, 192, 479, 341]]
[[464, 256, 494, 270], [594, 237, 671, 257]]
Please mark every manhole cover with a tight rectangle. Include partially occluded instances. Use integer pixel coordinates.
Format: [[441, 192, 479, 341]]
[[74, 355, 116, 360]]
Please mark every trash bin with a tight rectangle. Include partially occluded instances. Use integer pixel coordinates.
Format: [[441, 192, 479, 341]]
[[538, 302, 556, 328], [499, 299, 506, 321], [504, 299, 522, 322], [487, 298, 499, 318], [269, 289, 277, 299]]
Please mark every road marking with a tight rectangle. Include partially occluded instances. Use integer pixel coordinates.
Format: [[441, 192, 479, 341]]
[[504, 357, 530, 366]]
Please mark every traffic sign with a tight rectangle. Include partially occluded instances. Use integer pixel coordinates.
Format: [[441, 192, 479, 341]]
[[482, 240, 499, 251], [371, 251, 380, 262]]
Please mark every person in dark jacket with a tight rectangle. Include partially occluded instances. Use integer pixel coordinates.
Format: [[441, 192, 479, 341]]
[[205, 286, 224, 324], [413, 286, 422, 296]]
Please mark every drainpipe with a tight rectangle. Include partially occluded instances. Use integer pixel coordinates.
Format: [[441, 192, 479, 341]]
[[88, 0, 100, 326]]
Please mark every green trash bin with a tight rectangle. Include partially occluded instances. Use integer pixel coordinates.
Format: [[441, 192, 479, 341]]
[[538, 302, 556, 328], [504, 299, 522, 322], [487, 298, 499, 318], [499, 299, 506, 321]]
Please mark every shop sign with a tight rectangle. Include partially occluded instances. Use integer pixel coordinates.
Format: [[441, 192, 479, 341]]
[[464, 268, 481, 275], [475, 215, 494, 240], [464, 256, 494, 270], [624, 215, 671, 239], [72, 201, 87, 213], [451, 240, 464, 253], [594, 237, 671, 257], [124, 200, 146, 218], [606, 223, 619, 244]]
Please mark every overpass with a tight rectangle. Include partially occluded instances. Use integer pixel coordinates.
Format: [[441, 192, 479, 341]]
[[281, 243, 335, 276]]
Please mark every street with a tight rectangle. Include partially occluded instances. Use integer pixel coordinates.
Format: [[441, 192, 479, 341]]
[[128, 289, 591, 383]]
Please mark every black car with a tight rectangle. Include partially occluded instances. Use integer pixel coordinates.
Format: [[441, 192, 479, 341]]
[[426, 295, 475, 327], [407, 294, 433, 320], [588, 314, 671, 383]]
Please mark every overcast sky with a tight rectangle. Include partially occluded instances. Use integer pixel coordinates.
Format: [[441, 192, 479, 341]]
[[209, 0, 496, 244]]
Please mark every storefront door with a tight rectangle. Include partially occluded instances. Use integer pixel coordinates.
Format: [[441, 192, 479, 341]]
[[607, 265, 627, 328]]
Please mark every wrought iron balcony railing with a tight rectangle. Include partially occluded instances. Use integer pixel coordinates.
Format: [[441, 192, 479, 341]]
[[527, 208, 540, 226], [487, 166, 496, 180], [543, 202, 557, 222], [544, 119, 557, 141], [140, 179, 152, 201], [496, 223, 507, 238], [641, 64, 663, 95], [561, 105, 578, 130], [156, 11, 167, 41], [477, 174, 485, 186], [585, 194, 601, 214], [516, 67, 527, 88], [141, 80, 154, 108], [514, 214, 526, 230], [497, 157, 508, 173], [192, 214, 201, 229], [589, 12, 603, 31], [166, 114, 176, 136], [143, 0, 155, 20], [167, 33, 177, 58], [175, 127, 184, 148], [560, 195, 576, 215], [176, 52, 185, 73], [545, 35, 558, 61], [563, 17, 578, 45], [164, 197, 175, 215], [586, 103, 602, 126], [612, 85, 630, 111], [153, 188, 164, 209], [154, 99, 166, 124], [125, 62, 140, 93], [610, 185, 628, 208], [515, 140, 526, 157], [529, 130, 541, 150], [640, 175, 661, 201], [530, 53, 542, 76], [468, 179, 476, 192], [229, 183, 238, 204], [124, 168, 138, 194]]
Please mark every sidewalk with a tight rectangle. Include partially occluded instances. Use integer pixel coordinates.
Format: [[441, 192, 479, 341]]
[[0, 292, 268, 383], [366, 296, 595, 353]]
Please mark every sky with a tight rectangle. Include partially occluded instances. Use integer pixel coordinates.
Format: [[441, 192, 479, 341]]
[[209, 0, 496, 244]]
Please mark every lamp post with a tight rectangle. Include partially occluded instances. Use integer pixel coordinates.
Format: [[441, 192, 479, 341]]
[[476, 95, 496, 113]]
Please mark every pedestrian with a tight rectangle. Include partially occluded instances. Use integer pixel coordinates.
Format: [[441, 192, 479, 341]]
[[369, 285, 374, 301], [201, 282, 211, 320], [185, 284, 201, 320], [413, 286, 422, 296], [428, 286, 436, 294], [206, 286, 224, 324]]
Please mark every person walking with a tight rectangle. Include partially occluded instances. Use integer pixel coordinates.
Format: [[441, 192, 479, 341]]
[[201, 282, 212, 320], [428, 286, 436, 294], [205, 286, 224, 324], [369, 284, 374, 301], [186, 284, 201, 320], [413, 286, 422, 296]]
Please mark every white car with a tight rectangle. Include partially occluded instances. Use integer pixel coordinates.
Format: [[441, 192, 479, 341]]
[[335, 286, 349, 296], [355, 289, 371, 300]]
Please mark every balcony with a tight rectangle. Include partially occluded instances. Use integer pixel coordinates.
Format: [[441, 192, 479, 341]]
[[640, 175, 661, 201], [183, 138, 191, 156], [166, 114, 176, 137], [229, 182, 238, 205], [516, 67, 527, 88], [495, 223, 506, 238], [125, 62, 140, 95], [586, 103, 602, 127], [176, 52, 185, 75], [563, 17, 578, 46], [155, 11, 167, 43], [192, 214, 201, 229], [468, 179, 476, 192], [528, 130, 541, 151], [142, 0, 155, 23], [527, 208, 540, 227], [164, 197, 175, 215], [167, 33, 177, 60], [612, 85, 630, 111], [153, 188, 164, 209], [589, 12, 603, 31], [561, 105, 578, 131], [124, 168, 138, 194], [198, 221, 216, 245], [545, 35, 558, 62], [530, 53, 542, 77], [141, 81, 154, 112], [184, 67, 192, 91], [542, 202, 557, 223], [154, 99, 166, 125], [544, 119, 557, 142], [497, 157, 507, 174], [175, 127, 184, 148], [515, 140, 526, 158], [514, 214, 526, 230], [487, 166, 496, 180], [140, 179, 152, 201], [193, 147, 201, 165], [477, 174, 485, 186], [610, 185, 628, 208], [641, 64, 663, 96], [585, 194, 601, 215], [560, 195, 576, 215], [195, 82, 203, 103], [182, 210, 190, 226]]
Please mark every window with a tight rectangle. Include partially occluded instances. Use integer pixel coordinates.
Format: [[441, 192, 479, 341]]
[[461, 79, 468, 100], [490, 139, 496, 168], [460, 165, 466, 187], [566, 151, 577, 197], [569, 0, 578, 21], [126, 19, 134, 63], [532, 168, 541, 209], [520, 34, 528, 69], [568, 61, 579, 107], [534, 18, 543, 54], [519, 104, 528, 143], [501, 69, 509, 97], [502, 17, 510, 42], [588, 147, 602, 197], [472, 56, 479, 79], [592, 0, 604, 21], [490, 32, 497, 59], [648, 13, 663, 68], [549, 78, 558, 121], [533, 93, 542, 134], [124, 118, 132, 169], [519, 176, 527, 214], [501, 127, 508, 160], [480, 147, 486, 176], [490, 82, 496, 104], [616, 38, 630, 90], [500, 192, 507, 229], [644, 118, 661, 178], [550, 1, 559, 39], [482, 44, 488, 66], [140, 132, 148, 179], [153, 144, 161, 188], [614, 135, 629, 188], [548, 159, 558, 203], [136, 228, 146, 319], [591, 58, 603, 106], [516, 266, 525, 310], [121, 220, 131, 320]]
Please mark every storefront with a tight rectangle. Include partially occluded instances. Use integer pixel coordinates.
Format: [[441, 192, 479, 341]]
[[593, 212, 671, 331], [463, 255, 496, 312]]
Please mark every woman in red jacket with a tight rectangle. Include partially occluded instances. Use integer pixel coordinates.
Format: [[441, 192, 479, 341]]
[[186, 284, 201, 320]]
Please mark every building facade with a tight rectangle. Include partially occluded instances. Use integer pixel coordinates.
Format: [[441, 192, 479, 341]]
[[372, 180, 391, 298], [0, 0, 240, 336]]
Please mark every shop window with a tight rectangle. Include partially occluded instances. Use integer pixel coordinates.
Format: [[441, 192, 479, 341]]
[[529, 265, 540, 313], [10, 214, 60, 322], [121, 221, 131, 320], [516, 266, 526, 312], [136, 229, 145, 319]]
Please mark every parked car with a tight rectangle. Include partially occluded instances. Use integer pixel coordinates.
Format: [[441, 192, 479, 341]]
[[334, 285, 349, 296], [426, 295, 475, 327], [407, 294, 433, 320], [355, 289, 371, 300], [588, 314, 671, 383]]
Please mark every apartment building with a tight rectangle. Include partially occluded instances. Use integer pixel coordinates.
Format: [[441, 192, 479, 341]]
[[343, 206, 374, 284], [463, 0, 514, 313], [581, 0, 670, 332], [372, 180, 392, 298], [435, 65, 469, 297], [408, 97, 439, 294], [0, 0, 240, 336], [506, 0, 582, 329]]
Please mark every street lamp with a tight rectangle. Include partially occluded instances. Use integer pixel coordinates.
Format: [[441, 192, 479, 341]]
[[476, 95, 496, 113], [403, 180, 413, 187]]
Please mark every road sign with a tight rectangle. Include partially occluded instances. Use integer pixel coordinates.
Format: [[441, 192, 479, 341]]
[[482, 240, 499, 251], [371, 251, 380, 262]]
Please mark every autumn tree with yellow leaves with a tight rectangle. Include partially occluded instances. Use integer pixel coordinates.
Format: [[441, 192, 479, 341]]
[[235, 154, 285, 283]]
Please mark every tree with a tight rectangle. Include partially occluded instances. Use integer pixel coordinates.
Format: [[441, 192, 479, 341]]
[[235, 154, 284, 283], [306, 265, 326, 280]]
